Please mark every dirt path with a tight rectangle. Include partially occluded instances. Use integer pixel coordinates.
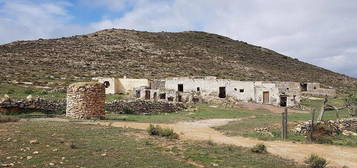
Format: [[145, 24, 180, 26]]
[[27, 118, 357, 167], [83, 119, 357, 168], [237, 102, 308, 114]]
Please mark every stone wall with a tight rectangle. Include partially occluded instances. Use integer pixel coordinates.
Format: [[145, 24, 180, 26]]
[[0, 98, 66, 114], [106, 100, 186, 114], [66, 82, 105, 119]]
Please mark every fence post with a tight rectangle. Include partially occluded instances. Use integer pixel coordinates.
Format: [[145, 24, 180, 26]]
[[281, 108, 288, 140], [310, 109, 316, 141]]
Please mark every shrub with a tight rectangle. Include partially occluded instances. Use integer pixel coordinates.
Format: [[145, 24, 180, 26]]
[[0, 115, 19, 123], [304, 154, 327, 168], [7, 89, 15, 94], [251, 143, 267, 153], [24, 89, 34, 95], [147, 124, 179, 139]]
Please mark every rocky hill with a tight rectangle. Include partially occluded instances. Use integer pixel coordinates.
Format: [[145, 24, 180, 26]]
[[0, 29, 356, 92]]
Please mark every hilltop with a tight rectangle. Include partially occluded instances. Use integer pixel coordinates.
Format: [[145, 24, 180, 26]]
[[0, 29, 356, 92]]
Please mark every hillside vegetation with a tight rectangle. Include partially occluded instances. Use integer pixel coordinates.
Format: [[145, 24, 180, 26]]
[[0, 29, 356, 92]]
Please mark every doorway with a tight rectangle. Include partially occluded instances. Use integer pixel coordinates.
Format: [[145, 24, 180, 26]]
[[178, 84, 184, 92], [280, 95, 287, 107], [219, 87, 226, 98], [145, 90, 151, 100], [263, 91, 269, 104]]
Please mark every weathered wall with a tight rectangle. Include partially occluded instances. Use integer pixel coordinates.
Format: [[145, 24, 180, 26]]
[[106, 100, 186, 114], [162, 77, 256, 102], [66, 82, 106, 119], [254, 82, 280, 106], [97, 77, 117, 94], [117, 78, 149, 94]]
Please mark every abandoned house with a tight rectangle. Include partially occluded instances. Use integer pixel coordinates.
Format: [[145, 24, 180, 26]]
[[94, 76, 149, 94], [94, 76, 336, 107]]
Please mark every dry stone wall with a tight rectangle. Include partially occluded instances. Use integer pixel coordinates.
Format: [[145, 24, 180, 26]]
[[106, 100, 186, 114], [66, 82, 105, 119], [0, 98, 66, 114]]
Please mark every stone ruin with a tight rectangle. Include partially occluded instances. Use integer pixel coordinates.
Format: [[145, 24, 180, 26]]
[[66, 82, 105, 119]]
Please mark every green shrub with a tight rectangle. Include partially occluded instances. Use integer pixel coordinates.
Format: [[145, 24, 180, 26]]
[[24, 89, 34, 95], [0, 115, 19, 123], [304, 154, 327, 168], [147, 124, 179, 139], [251, 143, 267, 153], [6, 89, 15, 94]]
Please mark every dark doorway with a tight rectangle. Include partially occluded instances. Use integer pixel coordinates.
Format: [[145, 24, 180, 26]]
[[153, 92, 157, 101], [135, 90, 141, 98], [263, 91, 269, 104], [159, 93, 166, 99], [280, 95, 287, 107], [145, 90, 151, 100], [219, 87, 226, 98], [300, 83, 307, 91], [197, 87, 200, 91], [177, 95, 182, 102], [178, 84, 184, 92]]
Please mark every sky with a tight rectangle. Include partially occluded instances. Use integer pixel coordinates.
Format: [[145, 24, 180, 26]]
[[0, 0, 356, 78]]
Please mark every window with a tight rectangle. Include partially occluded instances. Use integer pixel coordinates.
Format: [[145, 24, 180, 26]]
[[234, 88, 237, 91], [197, 87, 200, 91], [240, 89, 244, 93], [314, 87, 317, 90]]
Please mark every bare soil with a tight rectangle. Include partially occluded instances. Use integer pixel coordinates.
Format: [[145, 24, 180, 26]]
[[24, 118, 357, 167]]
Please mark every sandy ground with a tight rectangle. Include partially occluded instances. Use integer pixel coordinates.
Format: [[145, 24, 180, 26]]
[[237, 102, 309, 114], [27, 118, 357, 167]]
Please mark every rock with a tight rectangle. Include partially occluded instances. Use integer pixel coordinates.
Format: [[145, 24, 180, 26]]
[[1, 163, 14, 167], [49, 163, 55, 166], [101, 153, 107, 156], [33, 151, 39, 154], [26, 156, 32, 160], [29, 140, 39, 144], [342, 130, 357, 136], [26, 95, 33, 101], [52, 148, 58, 152]]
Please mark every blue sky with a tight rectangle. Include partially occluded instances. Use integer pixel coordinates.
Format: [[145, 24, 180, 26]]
[[1, 0, 357, 78]]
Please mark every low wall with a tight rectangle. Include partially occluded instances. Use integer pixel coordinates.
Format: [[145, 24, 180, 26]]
[[0, 98, 186, 115], [106, 100, 187, 114], [0, 98, 66, 114]]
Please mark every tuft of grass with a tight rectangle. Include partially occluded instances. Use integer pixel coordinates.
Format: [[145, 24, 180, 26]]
[[0, 115, 19, 123], [251, 143, 267, 153], [304, 154, 328, 168], [147, 124, 179, 139]]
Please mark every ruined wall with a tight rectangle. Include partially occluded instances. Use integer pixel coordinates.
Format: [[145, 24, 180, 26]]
[[66, 82, 105, 119], [304, 83, 336, 97], [106, 100, 186, 114], [117, 78, 149, 94]]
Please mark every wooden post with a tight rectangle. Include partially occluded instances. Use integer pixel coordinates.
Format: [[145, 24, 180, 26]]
[[281, 108, 288, 140], [310, 109, 316, 141]]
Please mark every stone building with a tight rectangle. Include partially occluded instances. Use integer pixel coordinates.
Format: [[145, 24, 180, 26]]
[[132, 76, 336, 107], [94, 76, 149, 94]]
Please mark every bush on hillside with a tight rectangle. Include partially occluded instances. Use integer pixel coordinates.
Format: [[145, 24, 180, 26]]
[[304, 154, 327, 168], [147, 124, 179, 139]]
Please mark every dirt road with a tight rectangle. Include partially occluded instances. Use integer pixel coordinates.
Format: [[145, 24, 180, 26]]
[[85, 119, 357, 168]]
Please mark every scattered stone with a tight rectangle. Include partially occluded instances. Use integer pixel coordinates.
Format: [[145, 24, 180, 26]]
[[101, 153, 107, 156], [254, 127, 274, 137], [26, 156, 32, 160], [33, 151, 39, 154], [52, 148, 58, 152], [293, 118, 357, 136], [29, 140, 39, 145], [1, 163, 14, 167], [49, 163, 55, 166]]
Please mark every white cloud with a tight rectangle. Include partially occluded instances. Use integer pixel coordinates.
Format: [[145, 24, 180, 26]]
[[0, 0, 93, 44]]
